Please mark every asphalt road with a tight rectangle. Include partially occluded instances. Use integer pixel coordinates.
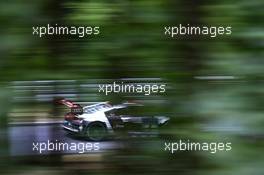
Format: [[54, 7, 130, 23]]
[[8, 123, 120, 156]]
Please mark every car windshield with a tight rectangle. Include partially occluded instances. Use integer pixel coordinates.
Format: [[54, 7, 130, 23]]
[[83, 103, 112, 114]]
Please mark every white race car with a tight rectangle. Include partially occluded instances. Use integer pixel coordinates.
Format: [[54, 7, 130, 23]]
[[58, 99, 169, 141]]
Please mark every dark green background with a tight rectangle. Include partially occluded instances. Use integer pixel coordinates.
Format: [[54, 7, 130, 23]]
[[0, 0, 263, 175]]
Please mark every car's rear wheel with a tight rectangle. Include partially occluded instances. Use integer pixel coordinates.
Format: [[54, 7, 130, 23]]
[[84, 122, 107, 141]]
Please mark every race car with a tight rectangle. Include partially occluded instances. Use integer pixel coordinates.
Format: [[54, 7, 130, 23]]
[[58, 99, 169, 141]]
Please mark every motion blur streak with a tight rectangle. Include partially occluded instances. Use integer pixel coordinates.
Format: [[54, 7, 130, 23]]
[[9, 79, 166, 123], [0, 0, 264, 175]]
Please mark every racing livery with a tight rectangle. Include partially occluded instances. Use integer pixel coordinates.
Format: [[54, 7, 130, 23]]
[[58, 99, 169, 141]]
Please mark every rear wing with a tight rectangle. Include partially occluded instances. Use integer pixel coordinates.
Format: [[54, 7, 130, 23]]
[[56, 98, 83, 114], [56, 98, 143, 114]]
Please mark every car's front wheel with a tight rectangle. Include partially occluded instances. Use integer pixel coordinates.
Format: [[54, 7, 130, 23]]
[[84, 122, 107, 141]]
